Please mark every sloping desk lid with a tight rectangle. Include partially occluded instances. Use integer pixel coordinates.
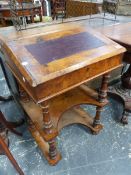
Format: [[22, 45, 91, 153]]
[[0, 23, 126, 87]]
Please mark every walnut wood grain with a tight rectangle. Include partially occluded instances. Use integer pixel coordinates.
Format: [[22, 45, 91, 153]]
[[20, 86, 107, 162], [20, 87, 108, 131], [4, 52, 124, 103], [0, 23, 126, 165], [0, 24, 125, 88]]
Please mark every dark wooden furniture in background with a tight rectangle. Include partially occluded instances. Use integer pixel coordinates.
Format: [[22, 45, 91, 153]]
[[0, 109, 24, 148], [0, 112, 24, 175], [52, 0, 66, 20], [0, 58, 24, 174], [66, 0, 99, 18], [0, 23, 125, 165], [98, 22, 131, 124], [51, 0, 99, 20], [0, 56, 24, 140], [0, 2, 42, 26]]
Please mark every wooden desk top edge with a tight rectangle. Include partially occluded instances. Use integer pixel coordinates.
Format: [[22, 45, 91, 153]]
[[97, 22, 131, 47]]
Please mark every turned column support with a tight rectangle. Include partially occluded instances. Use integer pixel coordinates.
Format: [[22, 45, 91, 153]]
[[40, 101, 53, 134], [93, 73, 110, 133], [121, 64, 131, 89], [40, 101, 59, 161], [98, 73, 110, 103], [120, 63, 131, 124], [48, 139, 58, 160], [93, 107, 103, 126]]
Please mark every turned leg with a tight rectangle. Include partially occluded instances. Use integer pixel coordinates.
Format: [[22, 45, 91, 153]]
[[48, 139, 58, 160], [121, 110, 130, 124], [93, 106, 102, 127], [120, 63, 131, 124], [98, 73, 110, 103], [93, 73, 110, 134], [121, 64, 131, 89], [41, 101, 59, 162]]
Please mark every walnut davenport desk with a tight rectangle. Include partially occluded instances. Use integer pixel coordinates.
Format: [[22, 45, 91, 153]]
[[98, 22, 131, 124], [0, 23, 125, 165]]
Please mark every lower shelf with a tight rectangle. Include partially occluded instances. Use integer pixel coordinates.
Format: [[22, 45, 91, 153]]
[[20, 85, 108, 165], [20, 85, 107, 133]]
